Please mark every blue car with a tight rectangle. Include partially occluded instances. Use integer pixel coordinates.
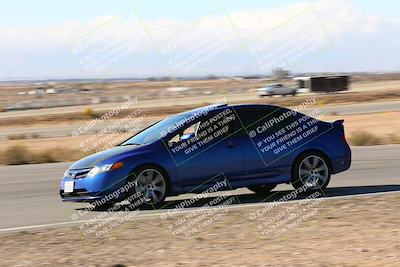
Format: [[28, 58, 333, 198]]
[[60, 103, 351, 208]]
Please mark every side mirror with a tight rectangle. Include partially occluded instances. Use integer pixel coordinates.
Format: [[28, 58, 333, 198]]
[[180, 132, 195, 141]]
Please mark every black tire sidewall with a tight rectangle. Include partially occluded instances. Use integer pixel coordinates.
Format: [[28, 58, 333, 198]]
[[247, 184, 277, 194], [128, 164, 169, 209], [291, 152, 331, 192]]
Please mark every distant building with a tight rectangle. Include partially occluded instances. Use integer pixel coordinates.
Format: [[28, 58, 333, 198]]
[[293, 75, 349, 92]]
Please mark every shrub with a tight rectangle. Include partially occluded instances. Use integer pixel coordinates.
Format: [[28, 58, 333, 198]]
[[348, 131, 382, 146], [33, 150, 58, 164], [3, 144, 33, 165], [31, 133, 41, 139], [7, 134, 27, 140], [388, 133, 400, 144], [84, 107, 94, 118], [1, 145, 86, 165]]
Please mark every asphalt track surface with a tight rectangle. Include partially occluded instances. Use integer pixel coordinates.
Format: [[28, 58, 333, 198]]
[[0, 145, 399, 233], [0, 100, 399, 140]]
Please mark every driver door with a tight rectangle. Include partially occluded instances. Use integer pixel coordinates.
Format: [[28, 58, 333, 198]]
[[167, 108, 245, 189]]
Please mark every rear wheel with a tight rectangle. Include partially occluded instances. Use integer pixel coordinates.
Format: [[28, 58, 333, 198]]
[[129, 165, 169, 209], [247, 184, 277, 194], [291, 152, 331, 192]]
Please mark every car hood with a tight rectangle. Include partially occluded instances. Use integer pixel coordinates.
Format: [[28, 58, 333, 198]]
[[68, 145, 144, 169]]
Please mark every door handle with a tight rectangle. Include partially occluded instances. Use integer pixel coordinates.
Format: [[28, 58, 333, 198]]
[[226, 141, 236, 148]]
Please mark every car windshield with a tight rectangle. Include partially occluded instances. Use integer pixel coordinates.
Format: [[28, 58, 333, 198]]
[[120, 111, 196, 145]]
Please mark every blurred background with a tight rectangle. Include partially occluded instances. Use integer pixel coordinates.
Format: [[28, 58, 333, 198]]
[[1, 0, 399, 165]]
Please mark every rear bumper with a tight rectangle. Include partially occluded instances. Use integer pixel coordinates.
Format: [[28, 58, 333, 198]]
[[331, 151, 351, 174]]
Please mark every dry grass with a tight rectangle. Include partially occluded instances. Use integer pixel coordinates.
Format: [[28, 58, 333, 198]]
[[0, 111, 398, 164], [388, 133, 400, 144], [1, 88, 400, 126], [1, 144, 85, 165], [348, 131, 383, 146], [325, 111, 400, 138], [7, 133, 28, 140], [83, 107, 94, 118]]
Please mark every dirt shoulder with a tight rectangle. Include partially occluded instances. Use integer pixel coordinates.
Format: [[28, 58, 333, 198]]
[[0, 193, 399, 266]]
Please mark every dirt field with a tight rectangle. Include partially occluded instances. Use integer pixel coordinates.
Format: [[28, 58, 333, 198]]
[[0, 193, 399, 266], [326, 111, 400, 137], [1, 111, 398, 154], [1, 86, 400, 126]]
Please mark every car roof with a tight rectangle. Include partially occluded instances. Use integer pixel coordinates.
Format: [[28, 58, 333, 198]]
[[186, 103, 281, 114], [221, 103, 281, 111]]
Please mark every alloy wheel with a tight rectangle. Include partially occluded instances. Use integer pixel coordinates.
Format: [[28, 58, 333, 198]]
[[135, 169, 167, 205], [298, 155, 329, 190]]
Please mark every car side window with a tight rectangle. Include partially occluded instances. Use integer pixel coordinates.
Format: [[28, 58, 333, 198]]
[[236, 108, 277, 127], [168, 121, 200, 146], [167, 108, 239, 147], [197, 109, 238, 138], [263, 110, 298, 135]]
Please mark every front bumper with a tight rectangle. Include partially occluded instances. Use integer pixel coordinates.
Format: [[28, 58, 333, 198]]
[[60, 167, 129, 202], [59, 189, 104, 202]]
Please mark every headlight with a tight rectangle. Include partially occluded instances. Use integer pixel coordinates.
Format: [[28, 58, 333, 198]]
[[87, 162, 124, 177], [64, 169, 72, 178]]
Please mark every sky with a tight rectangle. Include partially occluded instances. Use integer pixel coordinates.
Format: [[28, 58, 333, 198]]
[[0, 0, 399, 80]]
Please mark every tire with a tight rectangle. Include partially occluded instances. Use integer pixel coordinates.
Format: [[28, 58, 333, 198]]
[[291, 90, 297, 96], [247, 184, 277, 194], [291, 151, 331, 192], [127, 165, 169, 209]]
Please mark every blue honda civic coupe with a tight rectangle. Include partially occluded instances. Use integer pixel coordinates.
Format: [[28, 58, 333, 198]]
[[60, 103, 351, 208]]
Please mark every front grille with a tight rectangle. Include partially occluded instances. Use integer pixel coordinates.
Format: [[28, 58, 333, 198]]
[[60, 189, 89, 197], [65, 168, 91, 179]]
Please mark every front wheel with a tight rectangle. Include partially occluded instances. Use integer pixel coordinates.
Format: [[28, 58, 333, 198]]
[[291, 152, 331, 192], [247, 184, 277, 194], [130, 165, 169, 209]]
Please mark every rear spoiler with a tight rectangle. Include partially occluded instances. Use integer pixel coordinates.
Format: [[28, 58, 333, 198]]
[[333, 119, 344, 125]]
